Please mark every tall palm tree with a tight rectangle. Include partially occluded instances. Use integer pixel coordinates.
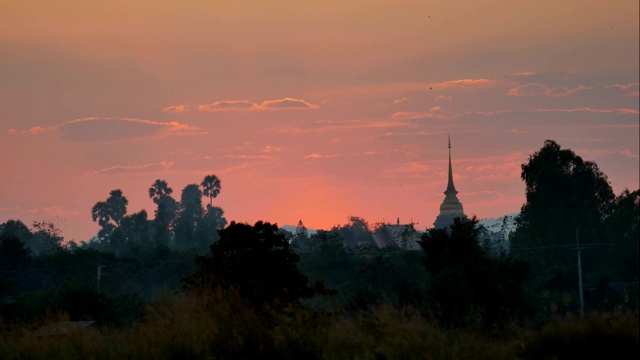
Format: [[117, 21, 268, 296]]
[[149, 179, 173, 205], [201, 175, 221, 206]]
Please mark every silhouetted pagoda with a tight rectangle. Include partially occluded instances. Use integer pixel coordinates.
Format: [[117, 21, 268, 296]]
[[433, 136, 465, 229]]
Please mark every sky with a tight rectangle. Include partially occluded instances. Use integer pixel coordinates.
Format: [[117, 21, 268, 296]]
[[1, 0, 638, 242]]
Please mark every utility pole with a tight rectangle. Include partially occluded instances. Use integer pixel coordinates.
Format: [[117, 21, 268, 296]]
[[97, 264, 106, 292], [576, 228, 585, 316]]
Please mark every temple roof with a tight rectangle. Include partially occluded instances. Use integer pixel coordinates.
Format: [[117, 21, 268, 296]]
[[434, 136, 465, 229]]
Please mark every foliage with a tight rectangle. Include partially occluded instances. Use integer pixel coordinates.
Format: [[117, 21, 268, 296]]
[[420, 216, 534, 327], [330, 216, 373, 249], [518, 311, 640, 359], [510, 140, 615, 275], [148, 179, 173, 205], [509, 140, 638, 312], [0, 233, 31, 270], [200, 174, 221, 206], [184, 221, 311, 308], [4, 291, 636, 359], [91, 189, 129, 241]]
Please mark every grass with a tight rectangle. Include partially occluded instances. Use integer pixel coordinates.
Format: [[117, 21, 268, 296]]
[[1, 290, 638, 359]]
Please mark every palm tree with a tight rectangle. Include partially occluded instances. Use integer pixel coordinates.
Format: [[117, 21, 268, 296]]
[[200, 175, 221, 206], [149, 179, 173, 205]]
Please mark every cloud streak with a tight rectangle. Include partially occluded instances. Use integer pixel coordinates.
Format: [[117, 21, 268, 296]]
[[91, 161, 175, 175], [507, 83, 590, 97], [8, 117, 205, 142], [197, 97, 319, 111]]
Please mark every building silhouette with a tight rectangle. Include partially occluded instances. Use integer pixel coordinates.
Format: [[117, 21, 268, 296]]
[[434, 136, 465, 228]]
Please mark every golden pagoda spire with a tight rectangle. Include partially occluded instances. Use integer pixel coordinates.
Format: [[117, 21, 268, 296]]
[[434, 135, 465, 229]]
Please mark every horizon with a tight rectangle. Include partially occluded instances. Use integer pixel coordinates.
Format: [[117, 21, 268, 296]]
[[1, 1, 638, 242]]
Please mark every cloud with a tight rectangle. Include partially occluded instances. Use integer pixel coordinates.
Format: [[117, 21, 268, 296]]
[[393, 97, 411, 105], [507, 83, 549, 96], [162, 105, 188, 113], [390, 111, 450, 121], [28, 206, 82, 217], [605, 82, 639, 97], [512, 71, 536, 77], [278, 119, 404, 134], [304, 153, 339, 159], [0, 205, 21, 213], [263, 145, 284, 153], [547, 85, 590, 97], [507, 83, 590, 97], [197, 97, 319, 111], [508, 128, 528, 134], [532, 107, 639, 115], [385, 162, 431, 175], [91, 161, 175, 175], [219, 154, 275, 160], [199, 100, 257, 111], [9, 117, 205, 142], [260, 97, 319, 110], [62, 118, 204, 142], [434, 95, 453, 103], [579, 148, 639, 159], [606, 82, 639, 91], [26, 126, 47, 135], [434, 78, 498, 89]]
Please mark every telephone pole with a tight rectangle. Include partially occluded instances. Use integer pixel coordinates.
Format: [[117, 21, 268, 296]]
[[97, 264, 106, 292], [576, 228, 585, 316]]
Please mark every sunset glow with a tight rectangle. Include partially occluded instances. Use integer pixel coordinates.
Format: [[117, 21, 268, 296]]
[[1, 1, 638, 242]]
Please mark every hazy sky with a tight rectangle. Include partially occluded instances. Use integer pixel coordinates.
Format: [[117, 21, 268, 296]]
[[1, 1, 638, 242]]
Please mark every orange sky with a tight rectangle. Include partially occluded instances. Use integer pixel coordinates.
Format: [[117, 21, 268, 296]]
[[1, 1, 638, 242]]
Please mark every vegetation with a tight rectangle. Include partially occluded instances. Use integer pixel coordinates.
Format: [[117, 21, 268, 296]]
[[1, 141, 638, 358]]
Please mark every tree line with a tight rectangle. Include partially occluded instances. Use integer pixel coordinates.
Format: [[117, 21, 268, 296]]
[[89, 175, 227, 255], [0, 140, 638, 329]]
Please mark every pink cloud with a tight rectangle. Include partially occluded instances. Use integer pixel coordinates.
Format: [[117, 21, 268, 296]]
[[384, 162, 431, 175], [260, 97, 319, 110], [304, 153, 339, 159], [393, 97, 411, 105], [91, 161, 175, 175], [263, 145, 284, 153], [162, 105, 188, 113], [197, 98, 319, 111], [507, 83, 549, 96], [5, 117, 205, 142], [391, 111, 450, 121], [7, 126, 53, 136], [605, 82, 639, 91], [434, 78, 498, 89], [512, 71, 536, 77], [28, 206, 82, 217], [278, 119, 403, 134], [434, 95, 453, 103], [199, 100, 257, 111], [532, 107, 639, 114], [547, 85, 590, 97], [507, 83, 590, 97], [508, 128, 528, 134]]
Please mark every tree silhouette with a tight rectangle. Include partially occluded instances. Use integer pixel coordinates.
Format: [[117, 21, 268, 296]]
[[91, 189, 128, 240], [149, 179, 173, 205], [420, 216, 532, 327], [184, 221, 311, 308], [148, 179, 177, 246], [0, 234, 31, 270], [201, 175, 221, 206], [510, 140, 616, 293], [174, 184, 203, 249]]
